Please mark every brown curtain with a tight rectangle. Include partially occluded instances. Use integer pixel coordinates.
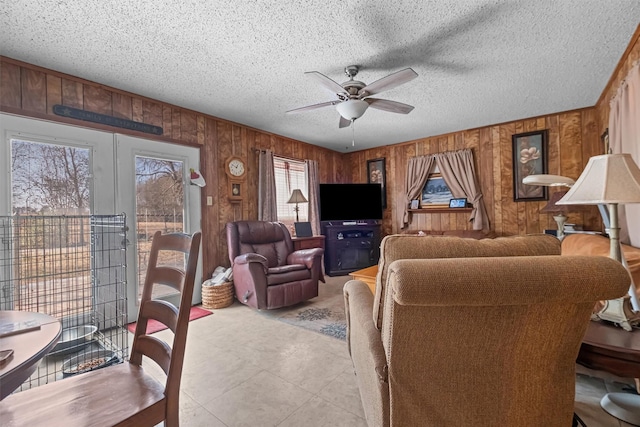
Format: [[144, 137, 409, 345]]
[[258, 150, 277, 221], [402, 155, 435, 228], [609, 60, 640, 247], [305, 160, 321, 235], [436, 149, 489, 230]]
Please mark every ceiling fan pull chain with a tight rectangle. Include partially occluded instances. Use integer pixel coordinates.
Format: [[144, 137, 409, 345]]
[[351, 119, 355, 146]]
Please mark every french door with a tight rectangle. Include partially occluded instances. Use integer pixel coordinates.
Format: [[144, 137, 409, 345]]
[[0, 114, 202, 323], [116, 135, 202, 321]]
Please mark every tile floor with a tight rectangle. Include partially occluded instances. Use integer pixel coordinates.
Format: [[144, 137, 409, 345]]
[[143, 279, 637, 427]]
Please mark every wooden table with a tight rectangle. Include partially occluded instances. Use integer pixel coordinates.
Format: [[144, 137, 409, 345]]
[[350, 265, 378, 295], [577, 321, 640, 424], [0, 311, 62, 400], [292, 235, 325, 251], [577, 320, 640, 386]]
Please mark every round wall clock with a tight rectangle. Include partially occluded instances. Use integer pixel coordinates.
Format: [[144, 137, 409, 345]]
[[225, 156, 246, 179]]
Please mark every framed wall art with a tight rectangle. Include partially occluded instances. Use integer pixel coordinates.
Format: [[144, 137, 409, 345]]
[[512, 130, 548, 202], [367, 158, 387, 208], [449, 198, 467, 208]]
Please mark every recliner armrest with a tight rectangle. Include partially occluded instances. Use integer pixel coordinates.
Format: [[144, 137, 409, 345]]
[[287, 248, 324, 269], [234, 253, 268, 274]]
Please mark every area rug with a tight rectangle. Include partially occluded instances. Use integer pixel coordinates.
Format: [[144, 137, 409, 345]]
[[261, 275, 350, 340], [127, 306, 212, 334]]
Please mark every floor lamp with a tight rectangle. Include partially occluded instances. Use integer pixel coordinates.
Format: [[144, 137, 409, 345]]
[[522, 174, 576, 239], [556, 153, 640, 426]]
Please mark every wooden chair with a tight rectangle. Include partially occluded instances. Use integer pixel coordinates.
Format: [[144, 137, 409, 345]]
[[0, 230, 202, 427]]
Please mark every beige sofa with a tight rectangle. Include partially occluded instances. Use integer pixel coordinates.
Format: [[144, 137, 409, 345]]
[[343, 234, 630, 426]]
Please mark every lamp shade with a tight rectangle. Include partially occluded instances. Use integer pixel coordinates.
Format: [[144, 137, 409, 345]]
[[336, 99, 369, 120], [540, 191, 570, 213], [557, 154, 640, 205], [287, 189, 308, 204], [522, 174, 575, 187]]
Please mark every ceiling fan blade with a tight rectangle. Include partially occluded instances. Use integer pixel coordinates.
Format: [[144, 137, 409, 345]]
[[359, 68, 418, 96], [339, 116, 351, 128], [286, 100, 339, 114], [305, 71, 348, 96], [365, 98, 415, 114]]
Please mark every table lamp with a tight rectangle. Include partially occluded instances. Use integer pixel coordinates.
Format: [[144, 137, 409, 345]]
[[556, 153, 640, 426], [287, 189, 308, 222]]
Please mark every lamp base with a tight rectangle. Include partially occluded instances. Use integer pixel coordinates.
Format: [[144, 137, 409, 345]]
[[553, 213, 567, 240], [596, 295, 640, 331]]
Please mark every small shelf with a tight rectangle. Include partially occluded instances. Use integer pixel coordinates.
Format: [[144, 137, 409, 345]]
[[408, 208, 473, 214]]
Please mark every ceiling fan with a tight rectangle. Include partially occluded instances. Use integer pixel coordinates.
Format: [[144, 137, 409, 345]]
[[286, 65, 418, 128]]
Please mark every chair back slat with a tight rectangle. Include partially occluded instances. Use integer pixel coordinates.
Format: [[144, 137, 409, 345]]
[[134, 335, 172, 374], [135, 299, 179, 336], [145, 266, 186, 293]]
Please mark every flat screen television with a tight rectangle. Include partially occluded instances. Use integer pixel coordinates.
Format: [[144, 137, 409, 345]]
[[319, 183, 383, 222]]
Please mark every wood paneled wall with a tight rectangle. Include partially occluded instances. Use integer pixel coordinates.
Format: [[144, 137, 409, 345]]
[[0, 57, 345, 276], [345, 109, 603, 237]]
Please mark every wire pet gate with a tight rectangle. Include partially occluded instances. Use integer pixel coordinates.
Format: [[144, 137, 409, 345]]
[[0, 214, 128, 393]]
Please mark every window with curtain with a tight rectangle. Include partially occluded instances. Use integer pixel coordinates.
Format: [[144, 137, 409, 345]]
[[274, 156, 308, 228]]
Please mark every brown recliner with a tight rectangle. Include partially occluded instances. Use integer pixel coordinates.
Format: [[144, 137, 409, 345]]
[[226, 221, 324, 309]]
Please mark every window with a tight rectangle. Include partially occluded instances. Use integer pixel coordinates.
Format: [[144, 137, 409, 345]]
[[274, 156, 308, 228]]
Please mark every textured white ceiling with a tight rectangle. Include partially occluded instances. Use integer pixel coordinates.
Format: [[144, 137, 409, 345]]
[[1, 1, 639, 153]]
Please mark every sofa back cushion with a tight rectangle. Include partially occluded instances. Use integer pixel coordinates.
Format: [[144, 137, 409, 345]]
[[373, 234, 561, 329], [227, 221, 293, 268]]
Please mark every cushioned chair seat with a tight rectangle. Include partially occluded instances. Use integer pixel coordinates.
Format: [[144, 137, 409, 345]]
[[267, 264, 310, 285]]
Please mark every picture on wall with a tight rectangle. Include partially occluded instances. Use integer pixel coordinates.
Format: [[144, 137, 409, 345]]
[[421, 174, 453, 207], [367, 158, 387, 208], [512, 130, 548, 202]]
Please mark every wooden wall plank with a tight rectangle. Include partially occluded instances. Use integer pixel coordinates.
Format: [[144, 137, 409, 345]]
[[162, 106, 172, 136], [84, 85, 112, 115], [21, 69, 47, 113], [132, 98, 143, 122], [171, 109, 181, 140], [46, 75, 62, 114], [180, 111, 197, 144], [142, 100, 162, 127], [61, 78, 83, 108], [1, 61, 22, 108], [112, 92, 132, 120]]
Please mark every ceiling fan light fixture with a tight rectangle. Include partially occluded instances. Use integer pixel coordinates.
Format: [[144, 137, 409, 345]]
[[336, 99, 369, 120]]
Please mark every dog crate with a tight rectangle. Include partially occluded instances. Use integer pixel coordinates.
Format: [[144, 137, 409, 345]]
[[0, 214, 128, 392]]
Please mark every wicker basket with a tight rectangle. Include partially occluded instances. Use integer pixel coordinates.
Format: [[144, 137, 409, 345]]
[[202, 281, 234, 309]]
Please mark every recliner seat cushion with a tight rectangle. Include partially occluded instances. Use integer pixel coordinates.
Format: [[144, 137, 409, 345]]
[[267, 264, 310, 285]]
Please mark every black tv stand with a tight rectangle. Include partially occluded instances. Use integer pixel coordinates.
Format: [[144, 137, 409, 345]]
[[322, 221, 381, 276]]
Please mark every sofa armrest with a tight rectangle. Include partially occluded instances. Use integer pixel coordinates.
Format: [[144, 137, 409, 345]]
[[344, 280, 390, 427], [287, 248, 324, 269]]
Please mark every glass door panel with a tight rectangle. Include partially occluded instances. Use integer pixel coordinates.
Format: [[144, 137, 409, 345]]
[[135, 156, 185, 300]]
